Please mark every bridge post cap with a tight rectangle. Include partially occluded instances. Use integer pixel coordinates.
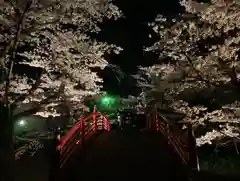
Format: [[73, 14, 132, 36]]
[[93, 105, 97, 112], [56, 145, 62, 151]]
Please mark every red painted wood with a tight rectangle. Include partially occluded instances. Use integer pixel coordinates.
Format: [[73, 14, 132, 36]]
[[56, 105, 111, 167]]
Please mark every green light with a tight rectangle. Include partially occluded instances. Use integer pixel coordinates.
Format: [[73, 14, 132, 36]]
[[102, 97, 110, 104], [100, 95, 115, 106]]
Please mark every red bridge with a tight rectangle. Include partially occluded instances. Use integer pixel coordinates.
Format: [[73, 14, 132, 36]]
[[54, 105, 199, 181]]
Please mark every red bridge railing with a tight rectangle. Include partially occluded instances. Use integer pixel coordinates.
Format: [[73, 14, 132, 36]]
[[55, 104, 198, 171], [56, 106, 110, 167], [146, 105, 199, 172]]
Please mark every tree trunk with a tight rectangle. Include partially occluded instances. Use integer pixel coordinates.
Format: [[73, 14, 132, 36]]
[[0, 104, 14, 181], [188, 124, 200, 172]]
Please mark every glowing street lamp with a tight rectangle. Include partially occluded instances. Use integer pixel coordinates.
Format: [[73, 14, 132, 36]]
[[17, 120, 27, 127], [101, 97, 111, 105], [99, 95, 115, 107]]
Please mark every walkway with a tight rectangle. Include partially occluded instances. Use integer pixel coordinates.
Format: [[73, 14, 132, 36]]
[[60, 130, 187, 180]]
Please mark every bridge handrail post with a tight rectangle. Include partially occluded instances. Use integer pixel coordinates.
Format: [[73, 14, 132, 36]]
[[164, 119, 169, 145], [93, 105, 97, 131], [81, 119, 85, 147], [187, 124, 200, 172], [154, 106, 159, 131]]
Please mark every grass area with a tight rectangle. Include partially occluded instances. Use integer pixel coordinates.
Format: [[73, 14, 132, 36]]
[[199, 152, 240, 175]]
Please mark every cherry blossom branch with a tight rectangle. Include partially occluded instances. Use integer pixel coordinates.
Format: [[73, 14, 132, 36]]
[[4, 1, 32, 106]]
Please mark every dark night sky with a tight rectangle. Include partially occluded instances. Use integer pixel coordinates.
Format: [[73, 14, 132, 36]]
[[93, 0, 184, 97]]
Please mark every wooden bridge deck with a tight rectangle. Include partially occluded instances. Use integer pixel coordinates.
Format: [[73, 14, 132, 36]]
[[60, 130, 187, 181]]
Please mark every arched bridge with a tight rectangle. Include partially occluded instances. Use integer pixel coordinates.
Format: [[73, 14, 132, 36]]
[[54, 105, 199, 181]]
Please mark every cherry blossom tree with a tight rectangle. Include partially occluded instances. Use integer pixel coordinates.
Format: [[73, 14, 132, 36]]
[[135, 0, 240, 162], [0, 0, 121, 179], [1, 0, 121, 118]]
